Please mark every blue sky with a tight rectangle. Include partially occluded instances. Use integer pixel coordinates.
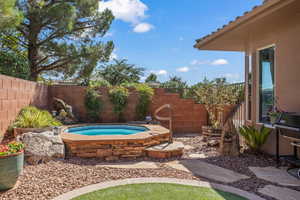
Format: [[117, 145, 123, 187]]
[[99, 0, 263, 85]]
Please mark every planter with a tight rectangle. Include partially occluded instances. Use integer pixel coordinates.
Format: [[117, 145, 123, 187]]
[[223, 137, 232, 143], [0, 152, 24, 191], [202, 126, 222, 139], [13, 127, 52, 137]]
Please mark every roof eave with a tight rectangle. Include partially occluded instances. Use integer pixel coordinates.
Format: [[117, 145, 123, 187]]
[[194, 0, 293, 50]]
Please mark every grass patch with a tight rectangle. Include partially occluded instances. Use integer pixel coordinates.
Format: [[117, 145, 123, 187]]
[[72, 183, 248, 200]]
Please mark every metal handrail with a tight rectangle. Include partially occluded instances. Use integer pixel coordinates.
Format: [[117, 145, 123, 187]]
[[154, 104, 173, 143]]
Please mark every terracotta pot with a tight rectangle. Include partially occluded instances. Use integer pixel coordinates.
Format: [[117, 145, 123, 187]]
[[0, 152, 24, 191], [202, 126, 222, 138]]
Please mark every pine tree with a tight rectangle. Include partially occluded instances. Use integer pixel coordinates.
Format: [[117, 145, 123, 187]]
[[2, 0, 114, 80]]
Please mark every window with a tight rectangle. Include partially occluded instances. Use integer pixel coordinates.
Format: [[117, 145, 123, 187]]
[[247, 55, 252, 121], [258, 47, 275, 124]]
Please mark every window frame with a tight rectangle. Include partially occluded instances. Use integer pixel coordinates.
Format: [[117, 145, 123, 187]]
[[256, 44, 276, 125]]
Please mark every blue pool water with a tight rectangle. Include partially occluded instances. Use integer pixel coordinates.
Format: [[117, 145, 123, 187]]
[[67, 125, 149, 136]]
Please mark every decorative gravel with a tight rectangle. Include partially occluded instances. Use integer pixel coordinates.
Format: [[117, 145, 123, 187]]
[[1, 134, 299, 200]]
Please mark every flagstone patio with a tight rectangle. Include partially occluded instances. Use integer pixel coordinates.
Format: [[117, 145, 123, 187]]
[[249, 167, 300, 187], [259, 185, 300, 200]]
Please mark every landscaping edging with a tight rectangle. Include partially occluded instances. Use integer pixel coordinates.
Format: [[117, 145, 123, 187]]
[[52, 178, 265, 200]]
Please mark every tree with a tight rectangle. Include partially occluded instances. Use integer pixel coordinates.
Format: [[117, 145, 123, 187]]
[[98, 59, 145, 85], [1, 0, 114, 81], [145, 73, 158, 83], [161, 76, 188, 95], [0, 0, 22, 29], [0, 51, 30, 79]]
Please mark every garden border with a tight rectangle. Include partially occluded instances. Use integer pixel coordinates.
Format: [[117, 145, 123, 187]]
[[52, 177, 265, 200]]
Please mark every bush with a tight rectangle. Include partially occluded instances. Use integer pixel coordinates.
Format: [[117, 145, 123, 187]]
[[88, 79, 111, 88], [194, 78, 244, 129], [85, 87, 103, 122], [239, 125, 271, 153], [135, 84, 154, 120], [108, 86, 129, 121], [12, 106, 62, 128]]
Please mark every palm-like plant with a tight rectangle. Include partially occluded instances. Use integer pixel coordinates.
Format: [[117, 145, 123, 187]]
[[239, 125, 271, 152], [13, 106, 62, 128]]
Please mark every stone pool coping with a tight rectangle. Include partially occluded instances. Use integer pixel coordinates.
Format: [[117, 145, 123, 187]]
[[52, 178, 265, 200], [61, 123, 170, 142]]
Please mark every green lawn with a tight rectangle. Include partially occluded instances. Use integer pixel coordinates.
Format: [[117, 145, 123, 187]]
[[72, 183, 248, 200]]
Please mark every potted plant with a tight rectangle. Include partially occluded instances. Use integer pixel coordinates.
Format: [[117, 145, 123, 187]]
[[268, 111, 281, 124], [0, 141, 24, 190]]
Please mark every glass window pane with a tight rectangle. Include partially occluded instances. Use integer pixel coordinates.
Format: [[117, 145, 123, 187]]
[[259, 47, 275, 124]]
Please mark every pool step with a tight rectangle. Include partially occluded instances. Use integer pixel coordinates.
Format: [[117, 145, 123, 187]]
[[145, 142, 184, 159]]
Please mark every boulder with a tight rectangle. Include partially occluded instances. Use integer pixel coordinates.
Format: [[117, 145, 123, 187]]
[[18, 131, 65, 165], [53, 98, 77, 124]]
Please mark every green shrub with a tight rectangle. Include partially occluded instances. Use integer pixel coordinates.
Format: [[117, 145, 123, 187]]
[[88, 79, 111, 88], [12, 106, 62, 128], [135, 84, 154, 120], [239, 125, 271, 152], [85, 87, 103, 122], [108, 86, 129, 121]]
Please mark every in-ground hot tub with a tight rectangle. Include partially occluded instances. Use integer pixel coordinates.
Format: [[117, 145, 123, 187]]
[[67, 125, 149, 136], [61, 124, 170, 160]]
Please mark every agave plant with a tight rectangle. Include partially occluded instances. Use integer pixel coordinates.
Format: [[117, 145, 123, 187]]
[[13, 106, 62, 128], [239, 125, 271, 152]]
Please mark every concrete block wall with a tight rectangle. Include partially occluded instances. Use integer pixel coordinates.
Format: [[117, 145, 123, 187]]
[[0, 75, 49, 141], [151, 88, 208, 134], [0, 75, 211, 141]]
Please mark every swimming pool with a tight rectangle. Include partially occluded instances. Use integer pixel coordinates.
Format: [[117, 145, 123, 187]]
[[67, 125, 149, 136]]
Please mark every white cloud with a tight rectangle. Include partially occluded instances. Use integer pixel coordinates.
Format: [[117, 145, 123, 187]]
[[190, 59, 210, 65], [211, 59, 229, 66], [99, 0, 148, 24], [133, 23, 154, 33], [151, 70, 168, 76], [176, 66, 189, 72], [157, 70, 167, 75], [190, 59, 229, 66], [99, 0, 154, 33]]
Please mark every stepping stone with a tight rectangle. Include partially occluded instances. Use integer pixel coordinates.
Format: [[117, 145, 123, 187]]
[[189, 153, 207, 159], [184, 145, 195, 150], [97, 161, 158, 169], [168, 160, 249, 183], [165, 160, 191, 173], [259, 185, 300, 200], [146, 142, 184, 159], [249, 167, 300, 186]]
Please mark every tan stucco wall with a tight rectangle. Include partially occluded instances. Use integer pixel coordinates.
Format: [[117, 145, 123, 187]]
[[246, 5, 300, 155]]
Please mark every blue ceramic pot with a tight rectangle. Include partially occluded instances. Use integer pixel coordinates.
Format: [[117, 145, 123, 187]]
[[0, 152, 24, 191]]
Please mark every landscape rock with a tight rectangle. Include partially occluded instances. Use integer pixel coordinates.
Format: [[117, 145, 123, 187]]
[[208, 140, 219, 147], [53, 98, 77, 124], [18, 131, 65, 165]]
